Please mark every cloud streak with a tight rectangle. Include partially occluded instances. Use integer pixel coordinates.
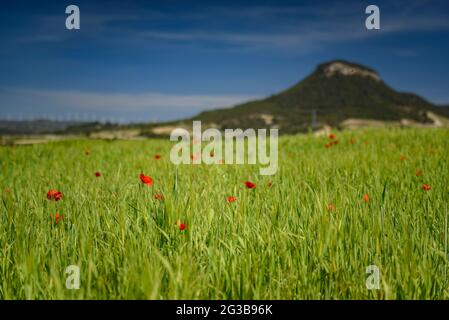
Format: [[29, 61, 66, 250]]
[[138, 13, 449, 51], [0, 87, 259, 121], [5, 1, 449, 56]]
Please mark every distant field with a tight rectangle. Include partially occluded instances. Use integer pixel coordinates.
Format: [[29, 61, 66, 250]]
[[0, 128, 448, 299]]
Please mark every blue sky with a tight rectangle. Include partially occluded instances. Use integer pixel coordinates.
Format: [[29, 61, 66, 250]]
[[0, 0, 448, 123]]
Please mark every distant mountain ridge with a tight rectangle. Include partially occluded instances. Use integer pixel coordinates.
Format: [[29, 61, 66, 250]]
[[437, 105, 449, 117], [0, 120, 83, 135], [0, 120, 116, 135], [191, 60, 448, 133]]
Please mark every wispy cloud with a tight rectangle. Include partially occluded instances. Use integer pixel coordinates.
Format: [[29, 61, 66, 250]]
[[393, 48, 420, 57], [7, 1, 449, 53], [0, 87, 258, 119], [131, 3, 449, 52]]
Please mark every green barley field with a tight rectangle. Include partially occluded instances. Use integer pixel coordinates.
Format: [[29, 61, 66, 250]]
[[1, 128, 448, 299]]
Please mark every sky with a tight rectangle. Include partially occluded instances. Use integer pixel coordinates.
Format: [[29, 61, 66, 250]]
[[0, 0, 448, 123]]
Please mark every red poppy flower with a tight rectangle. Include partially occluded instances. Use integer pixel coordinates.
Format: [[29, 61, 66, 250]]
[[400, 155, 406, 161], [154, 193, 164, 201], [422, 184, 431, 191], [54, 212, 64, 224], [85, 149, 91, 156], [416, 170, 423, 177], [154, 154, 161, 160], [327, 203, 336, 212], [47, 189, 63, 201], [328, 133, 336, 140], [363, 194, 369, 203], [325, 143, 331, 148], [95, 172, 101, 177], [244, 181, 256, 189], [140, 173, 153, 187], [227, 196, 237, 203], [179, 223, 186, 231]]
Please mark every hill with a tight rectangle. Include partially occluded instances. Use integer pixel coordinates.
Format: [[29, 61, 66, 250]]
[[190, 60, 448, 133]]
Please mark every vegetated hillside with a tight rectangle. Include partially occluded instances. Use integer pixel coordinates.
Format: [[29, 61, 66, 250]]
[[192, 60, 446, 133]]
